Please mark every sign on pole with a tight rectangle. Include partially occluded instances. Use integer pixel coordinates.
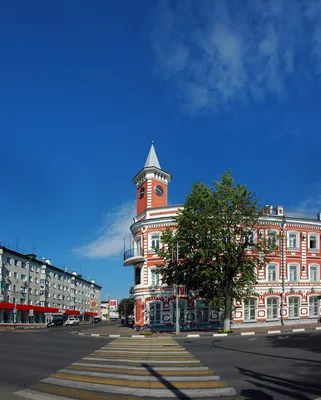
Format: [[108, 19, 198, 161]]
[[13, 308, 17, 315], [109, 299, 118, 311], [90, 300, 97, 309], [29, 309, 34, 317]]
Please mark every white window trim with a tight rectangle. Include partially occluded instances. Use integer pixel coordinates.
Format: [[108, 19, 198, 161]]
[[308, 295, 320, 318], [266, 263, 279, 282], [287, 231, 299, 250], [287, 263, 300, 282], [266, 229, 279, 250], [288, 296, 300, 319], [247, 229, 257, 246], [148, 300, 162, 325], [243, 297, 257, 322], [149, 267, 162, 287], [309, 264, 319, 282], [308, 233, 320, 251], [148, 232, 161, 252], [266, 296, 280, 321]]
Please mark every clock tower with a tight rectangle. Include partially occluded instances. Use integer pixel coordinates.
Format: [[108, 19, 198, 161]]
[[133, 142, 172, 216]]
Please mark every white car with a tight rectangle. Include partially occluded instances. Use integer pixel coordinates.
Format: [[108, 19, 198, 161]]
[[65, 317, 80, 326]]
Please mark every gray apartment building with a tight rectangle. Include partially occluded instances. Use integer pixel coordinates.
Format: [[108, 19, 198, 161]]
[[0, 246, 101, 324]]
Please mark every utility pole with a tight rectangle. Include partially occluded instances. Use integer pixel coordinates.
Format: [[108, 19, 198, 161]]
[[108, 294, 110, 327], [281, 215, 287, 326], [175, 241, 180, 335]]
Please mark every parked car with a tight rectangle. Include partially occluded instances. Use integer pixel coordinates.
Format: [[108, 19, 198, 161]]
[[94, 316, 102, 323], [65, 317, 80, 326], [47, 318, 63, 328]]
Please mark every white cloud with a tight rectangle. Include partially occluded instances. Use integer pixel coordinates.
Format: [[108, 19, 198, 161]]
[[151, 0, 321, 113], [74, 202, 135, 259]]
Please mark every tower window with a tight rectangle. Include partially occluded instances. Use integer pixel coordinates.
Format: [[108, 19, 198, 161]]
[[155, 185, 164, 197], [139, 187, 145, 199]]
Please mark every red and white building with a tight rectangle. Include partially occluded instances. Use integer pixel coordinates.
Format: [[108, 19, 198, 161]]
[[124, 143, 321, 330]]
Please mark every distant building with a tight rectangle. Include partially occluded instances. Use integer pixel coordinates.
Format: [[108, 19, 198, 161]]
[[101, 300, 119, 320], [124, 143, 321, 330], [0, 246, 101, 324]]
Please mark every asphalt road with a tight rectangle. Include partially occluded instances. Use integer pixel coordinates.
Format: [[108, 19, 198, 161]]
[[1, 327, 321, 399], [0, 327, 110, 399], [177, 331, 321, 399]]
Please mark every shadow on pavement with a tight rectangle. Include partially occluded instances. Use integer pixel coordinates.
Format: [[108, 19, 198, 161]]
[[266, 332, 321, 355], [142, 363, 191, 400], [241, 388, 273, 399], [211, 339, 321, 364], [238, 367, 321, 400]]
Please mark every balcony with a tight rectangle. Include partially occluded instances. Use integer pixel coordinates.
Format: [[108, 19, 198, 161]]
[[123, 234, 145, 266], [123, 247, 144, 267]]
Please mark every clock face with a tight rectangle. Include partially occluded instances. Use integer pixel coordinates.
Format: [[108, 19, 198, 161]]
[[139, 187, 145, 199], [155, 185, 164, 197]]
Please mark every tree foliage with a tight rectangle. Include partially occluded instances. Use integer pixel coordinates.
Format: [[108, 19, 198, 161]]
[[118, 287, 134, 317], [156, 171, 269, 330]]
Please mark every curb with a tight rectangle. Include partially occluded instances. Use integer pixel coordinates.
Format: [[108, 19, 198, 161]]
[[72, 326, 321, 339]]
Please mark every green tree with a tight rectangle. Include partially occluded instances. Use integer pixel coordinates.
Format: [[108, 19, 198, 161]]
[[118, 293, 134, 320], [157, 171, 268, 331]]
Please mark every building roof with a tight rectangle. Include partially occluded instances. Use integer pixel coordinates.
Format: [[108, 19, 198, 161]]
[[144, 142, 161, 169], [0, 246, 102, 289]]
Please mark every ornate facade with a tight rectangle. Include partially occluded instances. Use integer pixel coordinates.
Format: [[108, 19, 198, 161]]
[[124, 143, 321, 331]]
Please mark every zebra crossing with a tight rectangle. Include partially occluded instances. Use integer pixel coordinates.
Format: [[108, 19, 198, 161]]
[[14, 337, 241, 399]]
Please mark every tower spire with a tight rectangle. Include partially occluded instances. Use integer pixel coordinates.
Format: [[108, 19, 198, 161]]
[[144, 142, 161, 169]]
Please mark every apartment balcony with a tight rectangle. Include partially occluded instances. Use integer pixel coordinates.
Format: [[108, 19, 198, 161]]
[[123, 235, 144, 266]]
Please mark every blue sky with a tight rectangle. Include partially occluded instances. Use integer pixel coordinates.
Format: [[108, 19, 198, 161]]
[[1, 0, 321, 300]]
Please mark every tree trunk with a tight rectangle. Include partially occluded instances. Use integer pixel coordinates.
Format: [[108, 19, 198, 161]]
[[223, 292, 232, 331]]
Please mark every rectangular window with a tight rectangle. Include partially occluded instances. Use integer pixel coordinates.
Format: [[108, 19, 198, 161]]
[[288, 233, 298, 249], [310, 265, 318, 281], [35, 289, 39, 295], [267, 265, 277, 281], [244, 298, 257, 321], [35, 278, 39, 284], [7, 257, 11, 265], [247, 229, 256, 245], [150, 302, 161, 324], [40, 279, 45, 284], [29, 276, 33, 283], [21, 262, 26, 269], [151, 270, 161, 286], [267, 230, 278, 249], [289, 265, 298, 281], [309, 296, 319, 317], [309, 234, 319, 250], [30, 265, 34, 272], [14, 260, 19, 266], [288, 297, 300, 318], [21, 274, 26, 282], [267, 298, 279, 320], [150, 235, 160, 250], [20, 298, 26, 304], [36, 267, 40, 273], [13, 272, 17, 279]]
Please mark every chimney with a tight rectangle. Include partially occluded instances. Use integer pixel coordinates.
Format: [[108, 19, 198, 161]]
[[277, 206, 284, 216]]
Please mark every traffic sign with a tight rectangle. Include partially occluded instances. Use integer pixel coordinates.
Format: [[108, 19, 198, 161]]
[[13, 308, 17, 315], [0, 295, 3, 302], [90, 300, 97, 309], [29, 309, 34, 317]]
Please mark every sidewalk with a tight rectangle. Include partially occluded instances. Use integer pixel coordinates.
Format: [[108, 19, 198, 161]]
[[74, 321, 321, 338]]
